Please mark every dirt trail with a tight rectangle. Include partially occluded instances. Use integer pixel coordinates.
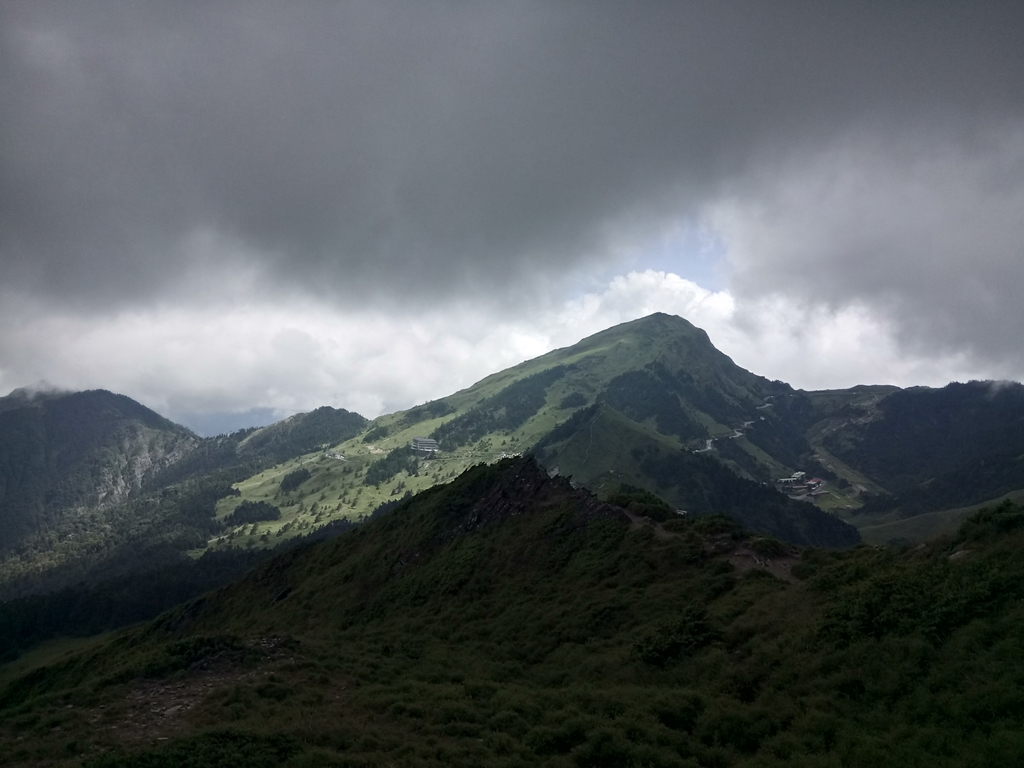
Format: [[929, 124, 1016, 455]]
[[85, 637, 302, 745]]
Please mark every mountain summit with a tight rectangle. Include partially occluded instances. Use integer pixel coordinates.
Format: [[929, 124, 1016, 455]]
[[214, 313, 857, 550]]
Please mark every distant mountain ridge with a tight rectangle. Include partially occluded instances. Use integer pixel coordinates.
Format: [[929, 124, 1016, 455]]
[[428, 313, 785, 449], [224, 313, 857, 550], [272, 312, 1021, 549], [5, 312, 1024, 596], [0, 391, 367, 597], [0, 389, 197, 551]]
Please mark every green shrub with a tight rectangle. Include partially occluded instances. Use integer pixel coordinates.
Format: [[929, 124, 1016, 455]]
[[560, 392, 588, 410], [652, 690, 705, 732], [954, 500, 1024, 545], [606, 487, 675, 523], [749, 535, 788, 558], [692, 514, 744, 538], [633, 604, 722, 667]]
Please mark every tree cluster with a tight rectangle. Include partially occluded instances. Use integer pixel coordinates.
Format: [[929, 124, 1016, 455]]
[[224, 500, 282, 527], [279, 468, 311, 493]]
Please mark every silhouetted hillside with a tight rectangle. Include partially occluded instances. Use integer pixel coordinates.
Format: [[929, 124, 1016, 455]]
[[3, 458, 1024, 766], [825, 381, 1024, 515]]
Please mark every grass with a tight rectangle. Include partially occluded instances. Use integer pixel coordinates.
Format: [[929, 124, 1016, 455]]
[[538, 404, 684, 490], [858, 488, 1024, 545], [0, 634, 114, 690], [200, 314, 783, 554], [725, 435, 790, 479], [805, 436, 885, 496]]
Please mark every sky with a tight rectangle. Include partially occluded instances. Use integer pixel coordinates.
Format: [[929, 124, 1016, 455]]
[[2, 2, 1023, 435]]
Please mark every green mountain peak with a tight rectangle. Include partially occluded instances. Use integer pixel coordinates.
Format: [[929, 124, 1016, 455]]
[[211, 313, 855, 550]]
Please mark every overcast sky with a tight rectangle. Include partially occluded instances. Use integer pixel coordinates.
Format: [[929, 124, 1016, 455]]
[[2, 2, 1022, 434]]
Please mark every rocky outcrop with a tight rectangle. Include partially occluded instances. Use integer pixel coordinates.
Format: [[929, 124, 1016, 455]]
[[0, 390, 198, 551], [440, 456, 629, 545], [92, 426, 198, 508]]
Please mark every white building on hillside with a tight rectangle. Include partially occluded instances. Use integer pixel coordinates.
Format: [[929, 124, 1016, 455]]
[[411, 436, 439, 454]]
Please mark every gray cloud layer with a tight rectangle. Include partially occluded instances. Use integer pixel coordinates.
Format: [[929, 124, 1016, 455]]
[[2, 1, 1024, 399], [720, 131, 1024, 370], [4, 3, 1021, 306]]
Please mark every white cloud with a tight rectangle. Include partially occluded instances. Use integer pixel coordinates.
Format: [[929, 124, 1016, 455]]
[[3, 269, 1014, 431], [536, 271, 996, 391], [706, 128, 1024, 372]]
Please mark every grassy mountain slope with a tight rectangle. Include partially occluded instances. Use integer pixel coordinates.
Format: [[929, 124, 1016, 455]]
[[535, 404, 859, 548], [856, 488, 1024, 545], [368, 313, 787, 462], [2, 458, 1023, 767], [214, 313, 854, 549]]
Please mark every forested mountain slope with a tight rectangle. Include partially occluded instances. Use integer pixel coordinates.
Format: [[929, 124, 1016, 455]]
[[2, 457, 1022, 767], [0, 393, 367, 599], [534, 404, 859, 548], [822, 381, 1024, 515], [0, 389, 197, 552]]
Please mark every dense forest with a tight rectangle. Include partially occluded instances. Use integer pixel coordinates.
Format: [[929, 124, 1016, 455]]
[[236, 407, 368, 464], [0, 390, 196, 551], [601, 366, 708, 442]]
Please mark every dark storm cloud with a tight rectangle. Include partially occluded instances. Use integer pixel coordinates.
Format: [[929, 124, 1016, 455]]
[[719, 130, 1024, 372], [2, 1, 1022, 314]]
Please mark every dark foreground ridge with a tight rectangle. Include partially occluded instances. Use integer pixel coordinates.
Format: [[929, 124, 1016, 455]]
[[434, 456, 630, 544], [3, 457, 1024, 766]]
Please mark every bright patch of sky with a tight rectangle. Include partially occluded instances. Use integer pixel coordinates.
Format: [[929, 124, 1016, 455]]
[[629, 224, 727, 293]]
